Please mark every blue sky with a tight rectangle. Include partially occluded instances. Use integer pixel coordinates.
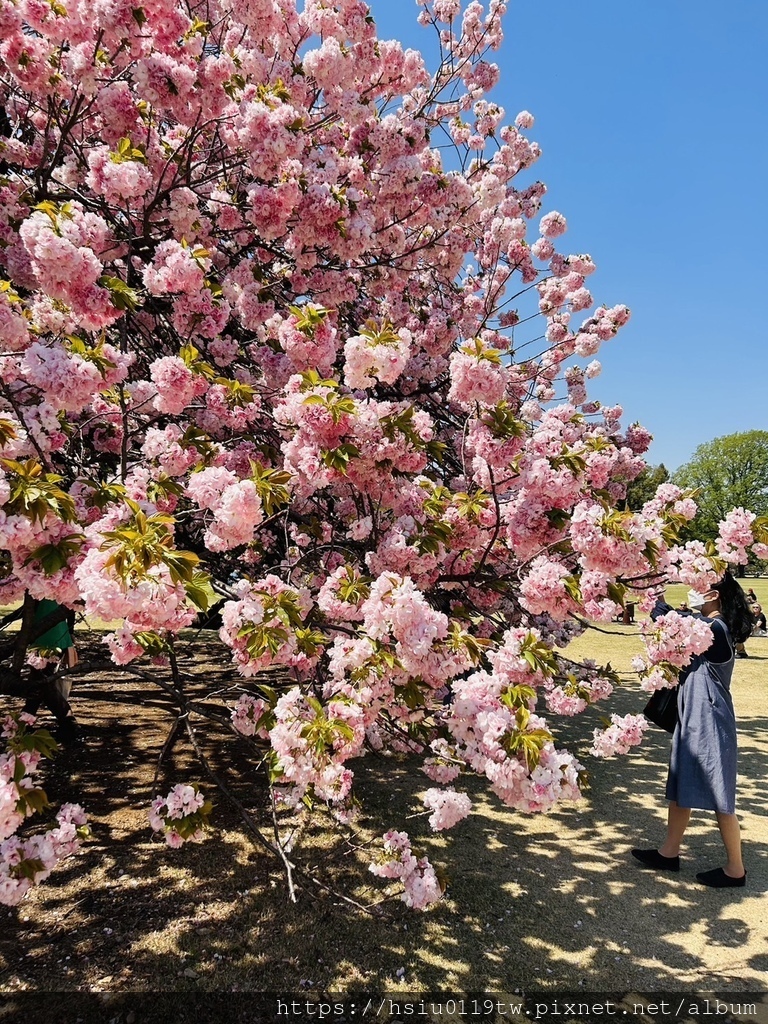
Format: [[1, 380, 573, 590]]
[[367, 0, 768, 471]]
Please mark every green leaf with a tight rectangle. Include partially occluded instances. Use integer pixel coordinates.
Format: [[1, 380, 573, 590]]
[[502, 720, 553, 771], [289, 304, 331, 333], [320, 443, 360, 474], [336, 569, 371, 604], [550, 445, 587, 477], [216, 377, 257, 408], [295, 626, 327, 656], [66, 335, 118, 378], [0, 416, 19, 446], [394, 678, 425, 711], [518, 633, 558, 678], [25, 534, 84, 575], [454, 489, 489, 523], [302, 391, 357, 425], [15, 857, 47, 881], [99, 276, 142, 312], [134, 631, 171, 656], [18, 787, 50, 816], [101, 507, 200, 586], [184, 16, 208, 37], [332, 721, 355, 742], [299, 369, 339, 391], [483, 400, 526, 440], [249, 462, 290, 516], [563, 575, 582, 603], [34, 200, 60, 227], [111, 137, 147, 165], [184, 572, 213, 611], [306, 695, 324, 716], [459, 337, 506, 364], [500, 684, 537, 710], [1, 458, 76, 524], [256, 685, 279, 705], [82, 480, 126, 510], [545, 507, 570, 530]]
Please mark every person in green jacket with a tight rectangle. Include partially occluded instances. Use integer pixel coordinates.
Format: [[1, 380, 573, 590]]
[[23, 599, 80, 743]]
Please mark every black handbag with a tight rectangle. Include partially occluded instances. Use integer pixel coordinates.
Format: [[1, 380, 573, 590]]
[[643, 684, 679, 733]]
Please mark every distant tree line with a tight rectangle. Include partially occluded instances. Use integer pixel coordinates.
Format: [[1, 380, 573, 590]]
[[624, 431, 768, 575]]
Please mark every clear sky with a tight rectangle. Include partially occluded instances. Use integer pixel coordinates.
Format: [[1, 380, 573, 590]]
[[366, 0, 768, 471]]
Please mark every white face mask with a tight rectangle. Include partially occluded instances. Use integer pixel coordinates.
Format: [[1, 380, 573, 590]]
[[687, 590, 709, 611]]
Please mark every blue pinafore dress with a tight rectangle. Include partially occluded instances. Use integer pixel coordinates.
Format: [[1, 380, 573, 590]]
[[665, 616, 737, 814]]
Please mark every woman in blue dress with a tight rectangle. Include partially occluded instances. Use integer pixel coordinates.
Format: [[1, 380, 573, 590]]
[[632, 572, 754, 887]]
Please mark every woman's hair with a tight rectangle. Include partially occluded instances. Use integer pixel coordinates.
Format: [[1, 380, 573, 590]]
[[713, 572, 755, 643]]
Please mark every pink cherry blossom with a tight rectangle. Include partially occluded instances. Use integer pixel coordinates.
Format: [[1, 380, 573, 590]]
[[148, 784, 210, 847], [422, 787, 472, 831], [716, 508, 756, 565], [0, 0, 758, 911], [539, 211, 567, 239], [591, 714, 649, 758]]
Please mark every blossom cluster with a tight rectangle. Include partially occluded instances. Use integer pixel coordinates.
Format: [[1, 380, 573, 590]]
[[0, 714, 88, 905], [716, 508, 757, 565], [422, 787, 473, 831], [267, 687, 365, 812], [230, 693, 271, 739], [148, 785, 212, 848], [0, 803, 89, 906], [0, 715, 41, 844], [369, 830, 442, 911], [633, 611, 715, 691], [445, 634, 585, 814], [590, 714, 649, 759]]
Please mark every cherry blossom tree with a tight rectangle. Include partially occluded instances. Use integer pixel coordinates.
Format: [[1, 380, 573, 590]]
[[1, 0, 766, 909]]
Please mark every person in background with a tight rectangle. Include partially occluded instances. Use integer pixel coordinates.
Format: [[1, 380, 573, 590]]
[[746, 588, 757, 604], [751, 603, 766, 635], [22, 599, 80, 743], [632, 572, 754, 887]]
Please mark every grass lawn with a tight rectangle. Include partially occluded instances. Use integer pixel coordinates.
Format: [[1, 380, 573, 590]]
[[664, 577, 768, 612], [1, 608, 767, 1015]]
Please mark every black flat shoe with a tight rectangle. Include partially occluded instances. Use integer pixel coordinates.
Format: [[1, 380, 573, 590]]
[[57, 719, 83, 745], [696, 867, 746, 888], [631, 848, 680, 872]]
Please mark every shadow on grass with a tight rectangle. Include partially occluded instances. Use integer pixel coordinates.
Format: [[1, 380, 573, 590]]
[[1, 640, 766, 1012], [345, 694, 768, 996]]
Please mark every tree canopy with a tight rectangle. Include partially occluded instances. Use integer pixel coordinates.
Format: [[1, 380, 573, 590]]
[[673, 431, 768, 543], [622, 463, 669, 511], [1, 0, 766, 910]]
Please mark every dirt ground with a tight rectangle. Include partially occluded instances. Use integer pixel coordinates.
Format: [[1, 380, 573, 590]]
[[0, 629, 766, 1024]]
